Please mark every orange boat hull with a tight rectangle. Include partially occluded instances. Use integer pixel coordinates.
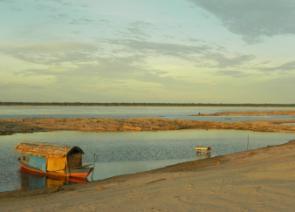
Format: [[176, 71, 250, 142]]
[[20, 164, 93, 182]]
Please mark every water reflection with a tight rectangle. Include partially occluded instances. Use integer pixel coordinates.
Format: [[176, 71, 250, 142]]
[[1, 130, 295, 192], [195, 152, 211, 160], [20, 172, 65, 191], [19, 154, 211, 190]]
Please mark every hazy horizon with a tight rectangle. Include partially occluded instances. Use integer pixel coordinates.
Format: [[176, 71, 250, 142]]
[[1, 0, 295, 103], [1, 102, 295, 106]]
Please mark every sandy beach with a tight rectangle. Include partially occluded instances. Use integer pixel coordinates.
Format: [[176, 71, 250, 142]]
[[1, 140, 295, 211]]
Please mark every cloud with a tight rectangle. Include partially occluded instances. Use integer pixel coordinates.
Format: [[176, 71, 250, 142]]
[[14, 54, 173, 85], [216, 70, 248, 78], [0, 72, 56, 89], [122, 21, 153, 40], [260, 61, 295, 72], [111, 39, 255, 69], [70, 56, 183, 87], [0, 42, 98, 65], [2, 38, 253, 69], [23, 53, 202, 90], [71, 56, 146, 78], [110, 39, 212, 59], [0, 37, 257, 87], [68, 17, 94, 25], [203, 53, 255, 68], [190, 0, 295, 42]]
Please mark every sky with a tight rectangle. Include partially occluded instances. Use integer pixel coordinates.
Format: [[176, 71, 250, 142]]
[[1, 0, 295, 103]]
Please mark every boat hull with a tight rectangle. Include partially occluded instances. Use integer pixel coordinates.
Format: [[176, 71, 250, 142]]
[[19, 163, 93, 182]]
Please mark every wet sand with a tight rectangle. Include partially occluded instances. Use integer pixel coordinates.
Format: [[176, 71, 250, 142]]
[[1, 140, 295, 211], [1, 117, 295, 135]]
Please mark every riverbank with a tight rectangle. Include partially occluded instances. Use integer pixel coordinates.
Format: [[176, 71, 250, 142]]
[[194, 110, 295, 116], [1, 117, 295, 135], [1, 140, 295, 211]]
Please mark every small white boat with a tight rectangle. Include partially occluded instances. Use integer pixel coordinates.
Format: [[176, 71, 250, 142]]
[[195, 146, 211, 153]]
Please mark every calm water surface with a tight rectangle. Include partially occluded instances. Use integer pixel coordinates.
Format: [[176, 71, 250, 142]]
[[0, 130, 294, 192], [1, 105, 295, 122]]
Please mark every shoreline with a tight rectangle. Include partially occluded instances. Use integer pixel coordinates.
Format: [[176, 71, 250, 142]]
[[1, 117, 295, 136], [194, 110, 295, 116], [1, 140, 295, 210]]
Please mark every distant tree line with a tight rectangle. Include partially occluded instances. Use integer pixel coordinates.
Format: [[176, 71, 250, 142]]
[[0, 102, 295, 107]]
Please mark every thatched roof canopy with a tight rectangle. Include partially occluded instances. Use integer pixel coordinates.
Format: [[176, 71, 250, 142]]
[[16, 142, 84, 158]]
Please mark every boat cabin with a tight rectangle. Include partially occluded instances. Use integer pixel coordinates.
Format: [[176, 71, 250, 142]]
[[16, 143, 85, 174]]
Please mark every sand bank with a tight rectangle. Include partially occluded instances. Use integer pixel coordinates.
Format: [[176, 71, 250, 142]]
[[194, 110, 295, 116], [1, 141, 295, 211], [1, 117, 295, 135]]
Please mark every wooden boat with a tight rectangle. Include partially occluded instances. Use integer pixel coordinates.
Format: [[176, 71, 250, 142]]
[[16, 143, 94, 182], [195, 146, 211, 154]]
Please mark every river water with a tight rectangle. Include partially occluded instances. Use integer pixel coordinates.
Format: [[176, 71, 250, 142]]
[[1, 105, 295, 122], [0, 129, 294, 192], [1, 106, 295, 192]]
